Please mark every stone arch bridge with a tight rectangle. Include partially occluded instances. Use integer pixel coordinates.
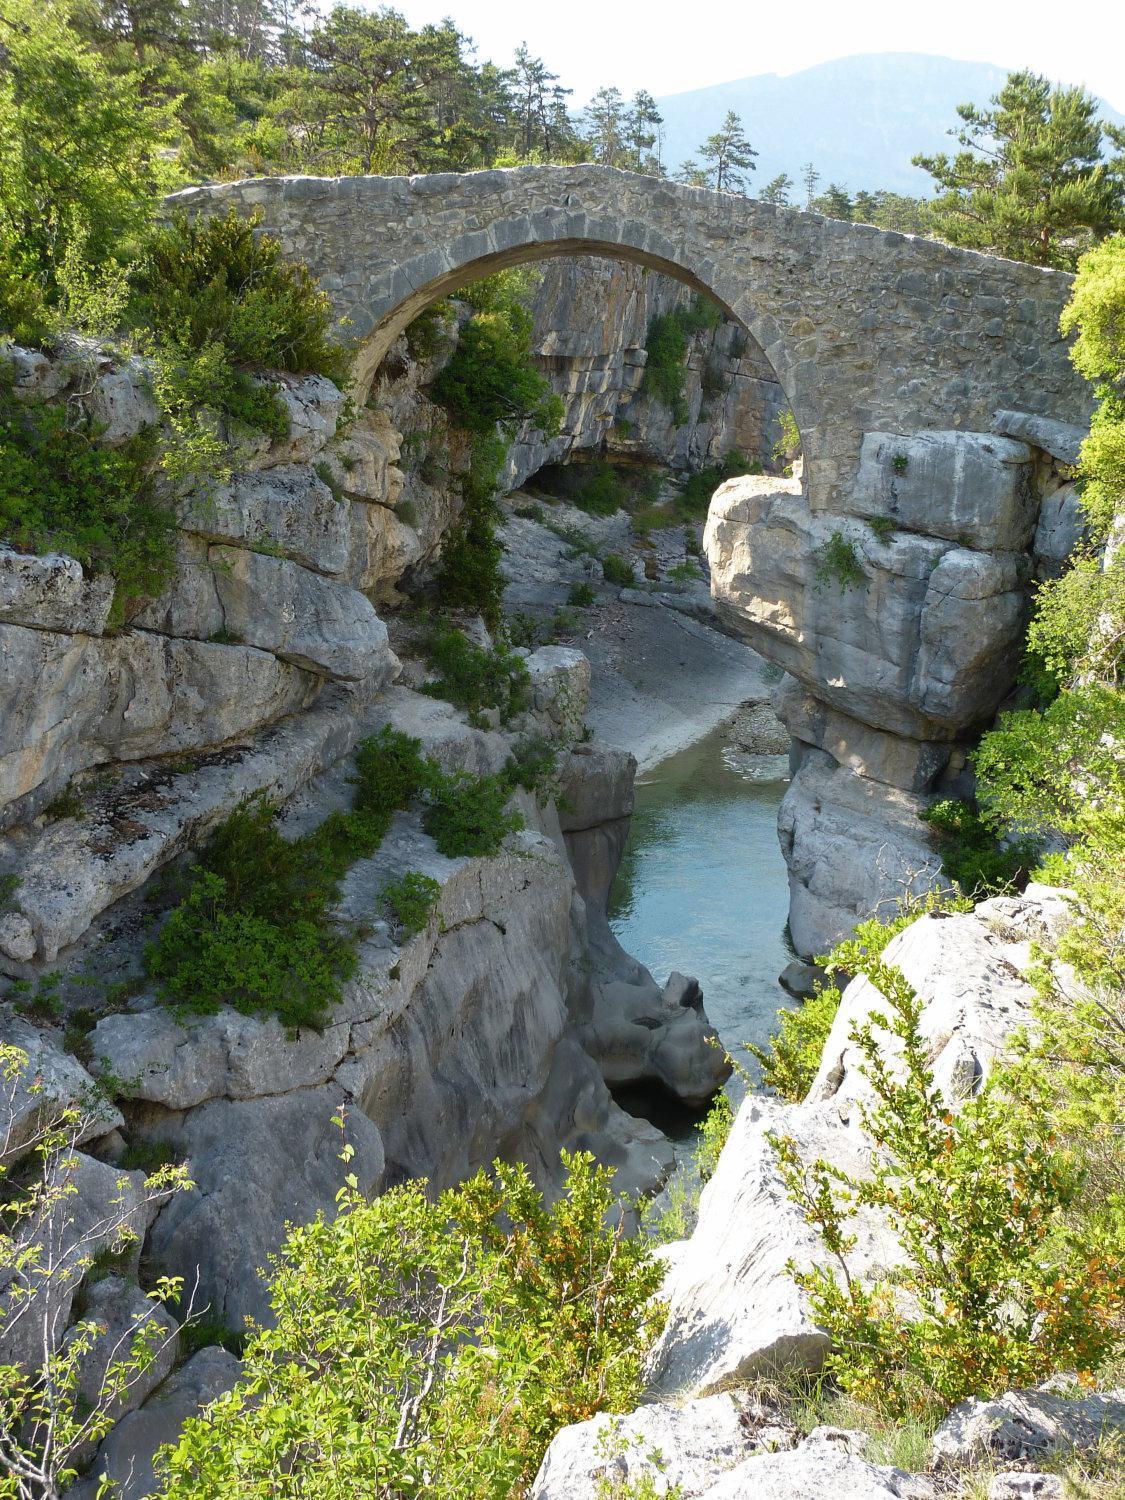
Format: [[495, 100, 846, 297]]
[[169, 165, 1093, 953]]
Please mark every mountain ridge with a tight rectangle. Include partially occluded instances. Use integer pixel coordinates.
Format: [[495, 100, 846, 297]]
[[653, 52, 1125, 197]]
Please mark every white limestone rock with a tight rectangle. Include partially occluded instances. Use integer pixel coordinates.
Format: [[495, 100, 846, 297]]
[[697, 1436, 936, 1499], [238, 372, 345, 469], [318, 406, 402, 504], [0, 1154, 153, 1369], [345, 497, 424, 595], [63, 1276, 179, 1450], [177, 465, 350, 575], [853, 430, 1036, 551], [0, 1015, 122, 1165], [71, 1347, 241, 1500], [777, 751, 944, 958], [0, 686, 357, 962], [992, 409, 1086, 467], [208, 544, 393, 682], [0, 624, 317, 831], [1033, 482, 1087, 578], [83, 356, 159, 445], [524, 645, 591, 744], [530, 1394, 781, 1498], [142, 1086, 385, 1327], [0, 547, 116, 635], [644, 1095, 898, 1395], [808, 910, 1035, 1106], [931, 1385, 1125, 1469], [988, 1475, 1065, 1500]]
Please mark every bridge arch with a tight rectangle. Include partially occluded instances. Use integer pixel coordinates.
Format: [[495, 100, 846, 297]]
[[167, 164, 1089, 513]]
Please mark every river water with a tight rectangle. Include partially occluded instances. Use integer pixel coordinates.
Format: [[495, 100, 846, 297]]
[[608, 720, 795, 1133]]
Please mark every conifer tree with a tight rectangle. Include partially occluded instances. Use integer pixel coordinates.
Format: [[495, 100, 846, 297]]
[[759, 172, 793, 204], [914, 69, 1125, 267], [698, 110, 757, 193]]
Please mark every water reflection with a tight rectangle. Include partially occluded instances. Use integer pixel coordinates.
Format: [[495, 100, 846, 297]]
[[608, 722, 796, 1100]]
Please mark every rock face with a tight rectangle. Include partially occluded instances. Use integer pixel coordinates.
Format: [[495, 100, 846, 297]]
[[704, 412, 1084, 954], [646, 891, 1050, 1396], [930, 1385, 1125, 1469]]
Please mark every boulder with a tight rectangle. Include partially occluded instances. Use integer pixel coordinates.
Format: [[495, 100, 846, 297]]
[[208, 545, 393, 682], [583, 967, 730, 1107], [704, 476, 1029, 741], [697, 1433, 936, 1499], [345, 497, 423, 596], [992, 409, 1086, 467], [72, 1347, 241, 1500], [82, 356, 159, 445], [1033, 483, 1087, 578], [524, 645, 591, 744], [63, 1276, 179, 1448], [177, 465, 350, 575], [0, 1154, 153, 1369], [239, 372, 345, 469], [143, 1086, 385, 1328], [1, 1016, 122, 1164], [645, 1095, 897, 1395], [988, 1476, 1064, 1500], [530, 1393, 786, 1498], [318, 406, 402, 505], [777, 751, 944, 958], [852, 430, 1036, 551], [0, 547, 116, 636], [931, 1385, 1125, 1469], [808, 910, 1035, 1106]]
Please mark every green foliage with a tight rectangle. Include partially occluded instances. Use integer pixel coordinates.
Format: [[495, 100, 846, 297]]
[[866, 515, 896, 544], [676, 450, 756, 519], [0, 374, 174, 620], [504, 734, 559, 800], [1059, 235, 1125, 542], [421, 626, 530, 725], [421, 768, 523, 859], [750, 983, 843, 1103], [641, 311, 689, 423], [774, 974, 1122, 1418], [601, 553, 636, 587], [813, 531, 864, 590], [431, 300, 562, 438], [381, 872, 441, 939], [145, 729, 429, 1030], [155, 1150, 664, 1499], [435, 431, 508, 626], [1024, 558, 1125, 698], [914, 71, 1124, 268], [666, 560, 701, 587], [696, 1090, 734, 1181], [0, 875, 19, 916], [920, 798, 1040, 896], [0, 0, 176, 305], [404, 300, 455, 362], [773, 408, 801, 471], [568, 581, 597, 607], [131, 208, 347, 467], [0, 255, 51, 346]]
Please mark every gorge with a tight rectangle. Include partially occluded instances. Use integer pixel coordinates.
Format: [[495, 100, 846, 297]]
[[1, 163, 1119, 1497]]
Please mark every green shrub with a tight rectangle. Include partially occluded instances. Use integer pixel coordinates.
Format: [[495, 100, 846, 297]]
[[431, 302, 562, 438], [866, 515, 896, 544], [421, 767, 523, 859], [422, 626, 530, 725], [0, 375, 174, 620], [0, 254, 51, 346], [571, 464, 627, 516], [773, 407, 801, 471], [504, 735, 558, 799], [676, 450, 755, 519], [381, 871, 441, 938], [601, 553, 635, 587], [404, 299, 455, 361], [920, 797, 1040, 896], [666, 560, 700, 587], [156, 1152, 664, 1498], [146, 730, 428, 1030], [750, 984, 844, 1103], [641, 312, 689, 423], [131, 209, 348, 386], [773, 970, 1122, 1417], [696, 1090, 734, 1181], [567, 581, 596, 607], [813, 531, 864, 590], [435, 431, 507, 626]]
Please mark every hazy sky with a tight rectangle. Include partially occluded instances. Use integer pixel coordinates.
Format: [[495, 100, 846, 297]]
[[389, 0, 1125, 111]]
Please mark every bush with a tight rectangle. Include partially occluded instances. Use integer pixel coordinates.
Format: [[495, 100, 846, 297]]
[[431, 301, 562, 438], [434, 431, 507, 625], [421, 767, 523, 859], [146, 730, 428, 1030], [0, 373, 175, 620], [920, 797, 1039, 896], [567, 581, 596, 607], [601, 553, 635, 587], [641, 311, 689, 423], [156, 1152, 664, 1499], [421, 626, 530, 725], [813, 531, 864, 590], [381, 871, 441, 938], [773, 973, 1122, 1418]]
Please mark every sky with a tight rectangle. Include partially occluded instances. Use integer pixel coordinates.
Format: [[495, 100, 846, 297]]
[[388, 0, 1125, 111]]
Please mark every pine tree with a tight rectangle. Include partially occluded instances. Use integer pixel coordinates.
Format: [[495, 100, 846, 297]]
[[583, 86, 625, 165], [914, 69, 1125, 267], [811, 183, 853, 219], [698, 110, 757, 194], [675, 159, 710, 187], [801, 162, 820, 208], [759, 172, 793, 205], [623, 89, 663, 174]]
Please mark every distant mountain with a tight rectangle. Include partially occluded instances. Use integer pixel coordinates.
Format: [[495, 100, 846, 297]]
[[654, 53, 1125, 198]]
